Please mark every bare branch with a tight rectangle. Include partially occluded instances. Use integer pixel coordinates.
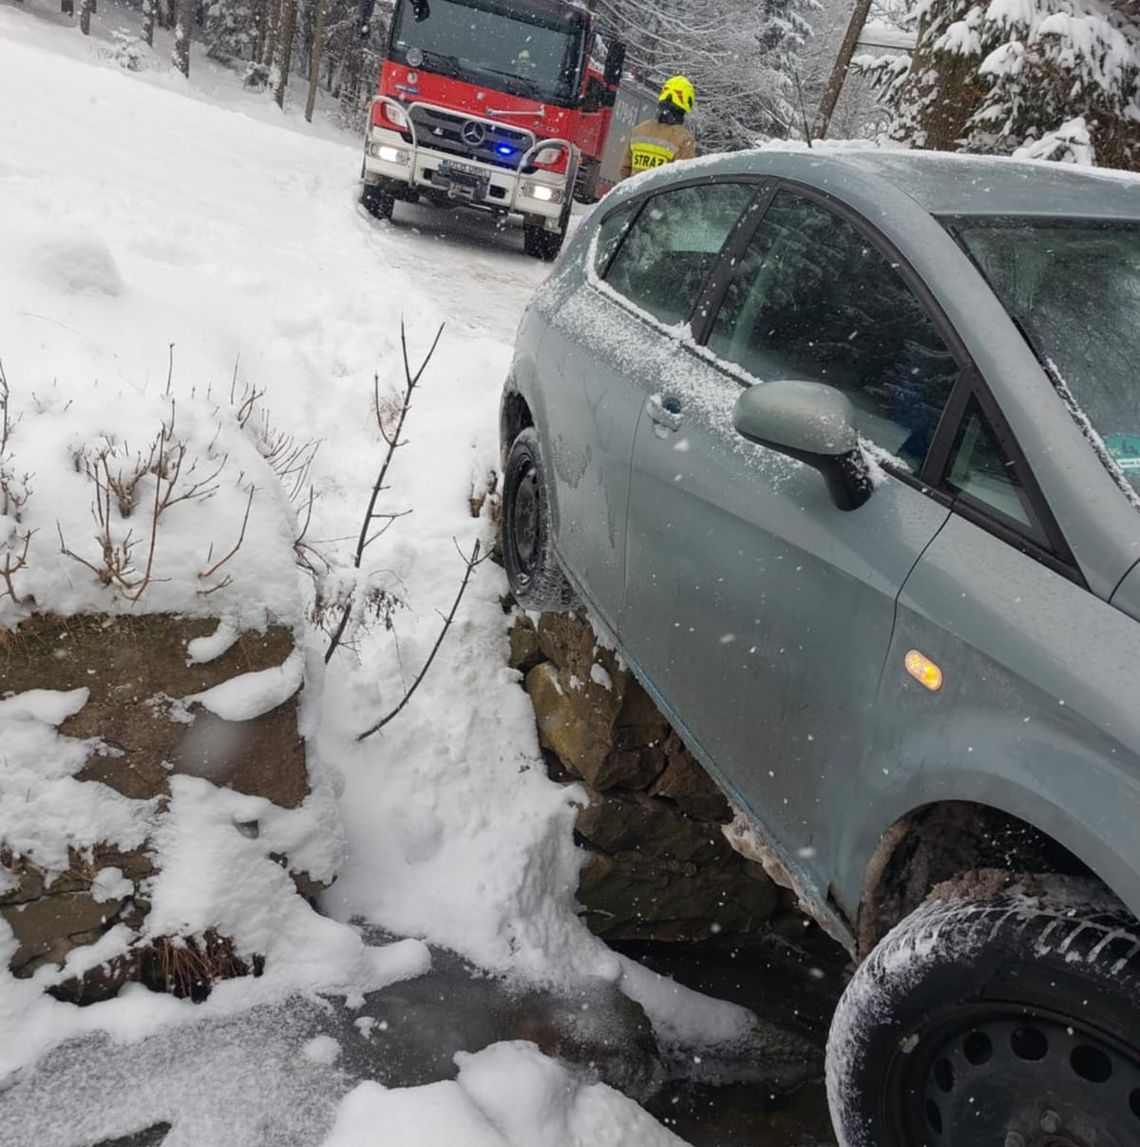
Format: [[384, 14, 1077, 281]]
[[199, 486, 255, 585], [325, 320, 444, 663], [356, 538, 488, 740]]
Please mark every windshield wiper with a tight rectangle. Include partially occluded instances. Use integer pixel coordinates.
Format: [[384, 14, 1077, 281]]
[[414, 48, 462, 77], [478, 66, 542, 99]]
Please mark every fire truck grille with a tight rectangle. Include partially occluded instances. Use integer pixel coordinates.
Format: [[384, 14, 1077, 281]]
[[409, 106, 535, 171]]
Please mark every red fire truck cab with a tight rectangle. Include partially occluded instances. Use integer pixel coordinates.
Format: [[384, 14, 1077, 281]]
[[360, 0, 626, 260]]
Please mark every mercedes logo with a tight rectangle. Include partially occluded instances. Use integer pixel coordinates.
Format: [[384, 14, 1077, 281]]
[[460, 120, 486, 146]]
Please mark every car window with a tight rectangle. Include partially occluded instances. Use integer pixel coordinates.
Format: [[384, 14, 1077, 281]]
[[593, 203, 635, 276], [944, 400, 1049, 547], [706, 190, 960, 470], [603, 182, 755, 327]]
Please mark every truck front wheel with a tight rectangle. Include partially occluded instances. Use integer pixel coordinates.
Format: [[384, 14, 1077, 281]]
[[361, 181, 395, 221], [523, 223, 563, 262], [523, 203, 570, 262]]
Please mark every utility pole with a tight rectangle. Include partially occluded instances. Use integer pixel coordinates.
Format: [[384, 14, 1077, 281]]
[[814, 0, 875, 139]]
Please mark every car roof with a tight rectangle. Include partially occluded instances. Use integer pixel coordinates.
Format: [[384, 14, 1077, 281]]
[[665, 146, 1140, 223]]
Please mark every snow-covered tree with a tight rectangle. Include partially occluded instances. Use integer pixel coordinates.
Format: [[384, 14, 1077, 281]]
[[865, 0, 1140, 168], [595, 0, 816, 149]]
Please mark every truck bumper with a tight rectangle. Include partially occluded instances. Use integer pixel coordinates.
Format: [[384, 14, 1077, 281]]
[[363, 128, 566, 226]]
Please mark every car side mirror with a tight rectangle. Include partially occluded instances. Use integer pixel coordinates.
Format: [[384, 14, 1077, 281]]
[[733, 380, 873, 511], [603, 42, 626, 87]]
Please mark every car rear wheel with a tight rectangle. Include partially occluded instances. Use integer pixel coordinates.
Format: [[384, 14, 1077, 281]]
[[826, 875, 1140, 1147], [501, 428, 576, 612]]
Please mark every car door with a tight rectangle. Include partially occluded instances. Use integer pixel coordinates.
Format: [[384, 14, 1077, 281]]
[[620, 187, 963, 897], [534, 179, 759, 635], [828, 389, 1140, 915]]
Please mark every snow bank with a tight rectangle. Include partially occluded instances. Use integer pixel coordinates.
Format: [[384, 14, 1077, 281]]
[[321, 1041, 688, 1147]]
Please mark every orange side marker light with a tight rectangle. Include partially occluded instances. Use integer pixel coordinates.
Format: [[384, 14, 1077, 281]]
[[904, 649, 943, 692]]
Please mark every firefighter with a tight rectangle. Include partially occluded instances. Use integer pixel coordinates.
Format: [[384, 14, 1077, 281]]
[[618, 75, 696, 181]]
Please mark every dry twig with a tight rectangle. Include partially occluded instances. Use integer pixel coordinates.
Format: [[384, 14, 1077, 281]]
[[324, 320, 444, 663], [357, 537, 490, 740]]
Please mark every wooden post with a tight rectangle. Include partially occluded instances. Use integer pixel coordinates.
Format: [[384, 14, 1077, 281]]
[[813, 0, 875, 140]]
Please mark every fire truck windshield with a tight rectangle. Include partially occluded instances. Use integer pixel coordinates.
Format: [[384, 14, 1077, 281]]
[[391, 0, 586, 106]]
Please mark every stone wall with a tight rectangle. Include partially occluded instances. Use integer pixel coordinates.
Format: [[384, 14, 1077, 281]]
[[510, 610, 783, 943], [0, 612, 316, 1001]]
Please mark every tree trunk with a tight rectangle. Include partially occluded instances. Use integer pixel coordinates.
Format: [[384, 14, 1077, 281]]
[[274, 0, 298, 108], [79, 0, 95, 33], [142, 0, 155, 46], [172, 0, 193, 76], [264, 0, 283, 72], [304, 0, 329, 122], [252, 0, 268, 64], [812, 0, 875, 139]]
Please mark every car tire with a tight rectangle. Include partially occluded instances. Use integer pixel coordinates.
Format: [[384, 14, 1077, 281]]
[[501, 427, 576, 612], [826, 874, 1140, 1147], [361, 181, 395, 220]]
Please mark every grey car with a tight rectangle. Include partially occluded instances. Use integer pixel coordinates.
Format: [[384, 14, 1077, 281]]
[[499, 148, 1140, 1145]]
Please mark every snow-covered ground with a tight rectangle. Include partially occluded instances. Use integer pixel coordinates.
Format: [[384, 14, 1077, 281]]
[[0, 6, 762, 1144]]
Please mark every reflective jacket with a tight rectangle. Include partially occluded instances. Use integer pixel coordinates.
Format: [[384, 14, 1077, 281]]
[[618, 119, 696, 181]]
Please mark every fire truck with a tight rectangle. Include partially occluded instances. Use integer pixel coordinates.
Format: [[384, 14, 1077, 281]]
[[359, 0, 627, 260]]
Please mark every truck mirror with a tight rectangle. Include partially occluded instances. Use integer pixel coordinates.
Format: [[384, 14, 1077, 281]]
[[603, 42, 625, 86]]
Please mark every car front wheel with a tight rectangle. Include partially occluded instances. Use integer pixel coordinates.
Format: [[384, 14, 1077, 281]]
[[501, 427, 576, 612], [827, 875, 1140, 1147]]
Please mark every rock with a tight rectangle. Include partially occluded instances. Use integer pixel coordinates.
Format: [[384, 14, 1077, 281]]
[[507, 616, 543, 674], [525, 662, 622, 781], [536, 611, 598, 678], [578, 851, 778, 942], [612, 679, 670, 753], [576, 793, 737, 867], [1, 612, 306, 808], [0, 611, 316, 996], [4, 891, 124, 975], [588, 748, 665, 792], [536, 611, 627, 697], [650, 734, 733, 822], [0, 853, 46, 905]]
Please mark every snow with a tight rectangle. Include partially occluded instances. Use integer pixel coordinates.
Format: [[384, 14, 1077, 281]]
[[321, 1041, 688, 1147], [189, 648, 305, 720], [0, 7, 756, 1143]]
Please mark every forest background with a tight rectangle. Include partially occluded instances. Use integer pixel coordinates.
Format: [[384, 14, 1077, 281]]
[[48, 0, 1140, 175]]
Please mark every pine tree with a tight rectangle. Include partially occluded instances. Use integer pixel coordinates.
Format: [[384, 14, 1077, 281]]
[[866, 0, 1140, 168]]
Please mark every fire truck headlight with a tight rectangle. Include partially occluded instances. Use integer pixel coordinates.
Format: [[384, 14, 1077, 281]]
[[371, 144, 411, 166], [522, 182, 561, 204]]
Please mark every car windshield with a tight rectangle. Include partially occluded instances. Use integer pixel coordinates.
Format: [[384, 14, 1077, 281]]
[[391, 0, 585, 106], [954, 218, 1140, 499]]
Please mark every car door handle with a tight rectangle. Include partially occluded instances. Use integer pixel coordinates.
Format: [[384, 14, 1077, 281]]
[[646, 393, 683, 433]]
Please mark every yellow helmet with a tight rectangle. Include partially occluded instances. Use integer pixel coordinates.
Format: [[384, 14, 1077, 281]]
[[658, 75, 695, 115]]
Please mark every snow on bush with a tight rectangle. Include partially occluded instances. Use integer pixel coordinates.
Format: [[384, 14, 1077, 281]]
[[0, 365, 304, 633]]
